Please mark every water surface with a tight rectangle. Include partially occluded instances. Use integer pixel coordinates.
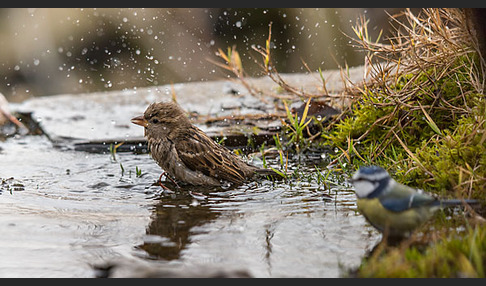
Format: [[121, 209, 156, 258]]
[[0, 134, 380, 277]]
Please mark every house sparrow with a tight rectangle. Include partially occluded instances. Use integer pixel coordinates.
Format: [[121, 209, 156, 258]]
[[131, 101, 277, 187]]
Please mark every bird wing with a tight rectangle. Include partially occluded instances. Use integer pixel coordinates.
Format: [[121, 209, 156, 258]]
[[176, 126, 250, 184], [379, 185, 436, 212]]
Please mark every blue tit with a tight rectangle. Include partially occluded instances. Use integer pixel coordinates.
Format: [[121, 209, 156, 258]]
[[350, 165, 479, 238]]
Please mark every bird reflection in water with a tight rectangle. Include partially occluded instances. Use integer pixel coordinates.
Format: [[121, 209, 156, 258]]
[[136, 185, 220, 260]]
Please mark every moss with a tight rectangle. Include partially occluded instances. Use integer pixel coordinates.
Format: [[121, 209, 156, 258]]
[[356, 225, 486, 278], [323, 53, 486, 199], [411, 102, 486, 200]]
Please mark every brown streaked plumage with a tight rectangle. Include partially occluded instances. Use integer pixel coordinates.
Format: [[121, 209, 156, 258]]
[[131, 101, 277, 186]]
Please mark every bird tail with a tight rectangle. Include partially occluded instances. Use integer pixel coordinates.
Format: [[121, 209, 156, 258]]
[[431, 199, 480, 208]]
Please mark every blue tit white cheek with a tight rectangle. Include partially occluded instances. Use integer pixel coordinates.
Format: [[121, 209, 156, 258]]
[[353, 180, 378, 198]]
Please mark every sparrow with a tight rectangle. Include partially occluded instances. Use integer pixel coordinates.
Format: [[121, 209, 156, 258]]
[[131, 101, 278, 187]]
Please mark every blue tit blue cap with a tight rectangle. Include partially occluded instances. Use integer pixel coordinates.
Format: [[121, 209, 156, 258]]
[[359, 166, 386, 175]]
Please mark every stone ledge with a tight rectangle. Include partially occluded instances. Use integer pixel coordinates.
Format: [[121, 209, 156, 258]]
[[13, 66, 365, 149]]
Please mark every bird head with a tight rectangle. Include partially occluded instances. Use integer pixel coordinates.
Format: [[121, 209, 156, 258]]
[[350, 166, 392, 199], [131, 101, 190, 139]]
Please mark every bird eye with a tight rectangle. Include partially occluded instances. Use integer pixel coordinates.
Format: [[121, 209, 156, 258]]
[[151, 118, 159, 124]]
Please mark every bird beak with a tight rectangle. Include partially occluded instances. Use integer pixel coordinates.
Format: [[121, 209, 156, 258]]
[[131, 115, 148, 127]]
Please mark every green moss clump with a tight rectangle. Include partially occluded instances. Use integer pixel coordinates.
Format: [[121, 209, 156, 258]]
[[412, 99, 486, 200], [356, 225, 486, 278], [324, 53, 486, 199]]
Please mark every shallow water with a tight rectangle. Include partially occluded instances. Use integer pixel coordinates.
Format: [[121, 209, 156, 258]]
[[0, 135, 380, 277]]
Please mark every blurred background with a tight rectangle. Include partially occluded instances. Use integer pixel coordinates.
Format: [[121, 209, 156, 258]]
[[0, 8, 418, 102]]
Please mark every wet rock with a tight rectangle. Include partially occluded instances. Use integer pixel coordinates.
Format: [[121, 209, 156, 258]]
[[291, 99, 341, 122]]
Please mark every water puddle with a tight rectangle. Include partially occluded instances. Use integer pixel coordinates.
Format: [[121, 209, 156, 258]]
[[0, 133, 379, 277]]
